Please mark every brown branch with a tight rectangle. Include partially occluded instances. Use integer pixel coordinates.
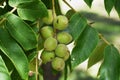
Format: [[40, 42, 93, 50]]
[[42, 62, 61, 80]]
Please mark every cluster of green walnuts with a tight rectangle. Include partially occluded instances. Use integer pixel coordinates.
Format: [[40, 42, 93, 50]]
[[40, 10, 72, 71]]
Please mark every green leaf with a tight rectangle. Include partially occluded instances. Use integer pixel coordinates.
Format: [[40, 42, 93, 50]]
[[11, 69, 22, 80], [38, 35, 44, 50], [104, 0, 115, 14], [71, 25, 99, 69], [17, 0, 48, 21], [64, 57, 72, 80], [28, 73, 36, 80], [99, 45, 120, 80], [28, 50, 37, 62], [29, 58, 36, 72], [114, 0, 120, 17], [0, 50, 14, 72], [88, 40, 107, 68], [8, 0, 34, 7], [5, 13, 37, 50], [0, 28, 29, 79], [84, 0, 93, 7], [68, 13, 87, 40], [0, 56, 11, 80]]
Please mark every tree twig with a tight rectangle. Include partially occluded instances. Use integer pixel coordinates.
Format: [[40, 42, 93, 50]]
[[52, 0, 57, 38], [99, 34, 110, 45], [63, 0, 76, 12]]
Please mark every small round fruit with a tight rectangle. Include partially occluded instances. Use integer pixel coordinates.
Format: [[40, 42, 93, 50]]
[[41, 50, 55, 64], [63, 51, 70, 61], [57, 32, 72, 44], [44, 37, 57, 51], [42, 10, 53, 24], [55, 44, 68, 57], [40, 26, 54, 39], [53, 15, 68, 30], [52, 57, 65, 71]]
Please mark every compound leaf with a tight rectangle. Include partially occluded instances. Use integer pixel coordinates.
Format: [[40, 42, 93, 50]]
[[71, 25, 99, 68]]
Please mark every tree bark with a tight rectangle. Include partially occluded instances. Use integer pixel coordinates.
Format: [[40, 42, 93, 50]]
[[42, 62, 61, 80]]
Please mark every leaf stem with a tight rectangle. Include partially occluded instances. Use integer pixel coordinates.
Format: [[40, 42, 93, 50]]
[[52, 0, 56, 18], [10, 7, 17, 13], [63, 0, 76, 12], [35, 20, 40, 80], [99, 34, 110, 45], [35, 52, 39, 80]]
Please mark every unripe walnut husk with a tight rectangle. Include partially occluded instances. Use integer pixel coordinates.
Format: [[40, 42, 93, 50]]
[[63, 51, 70, 61], [41, 50, 55, 64], [57, 32, 72, 44], [55, 44, 68, 58], [40, 26, 54, 39], [51, 57, 65, 71], [53, 15, 68, 30], [42, 10, 53, 24], [44, 37, 57, 51]]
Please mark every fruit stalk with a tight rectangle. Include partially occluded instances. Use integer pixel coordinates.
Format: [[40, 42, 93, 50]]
[[52, 0, 57, 38]]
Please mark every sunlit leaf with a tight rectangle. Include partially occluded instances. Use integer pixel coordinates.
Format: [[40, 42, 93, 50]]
[[68, 13, 87, 40], [8, 0, 34, 7], [29, 58, 36, 72], [5, 13, 37, 50], [84, 0, 93, 7], [104, 0, 114, 14], [0, 50, 14, 72], [0, 56, 11, 80], [0, 28, 29, 79], [99, 45, 120, 80], [71, 25, 99, 68], [17, 0, 48, 21]]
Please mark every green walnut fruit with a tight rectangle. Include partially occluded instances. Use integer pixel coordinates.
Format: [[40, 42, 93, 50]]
[[44, 37, 57, 51], [41, 50, 55, 64], [42, 10, 53, 24], [63, 51, 70, 61], [52, 57, 65, 71], [57, 32, 72, 44], [55, 44, 68, 57], [40, 26, 54, 39], [53, 15, 68, 30]]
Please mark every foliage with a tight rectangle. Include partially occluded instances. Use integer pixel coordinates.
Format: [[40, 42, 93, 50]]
[[0, 0, 120, 80]]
